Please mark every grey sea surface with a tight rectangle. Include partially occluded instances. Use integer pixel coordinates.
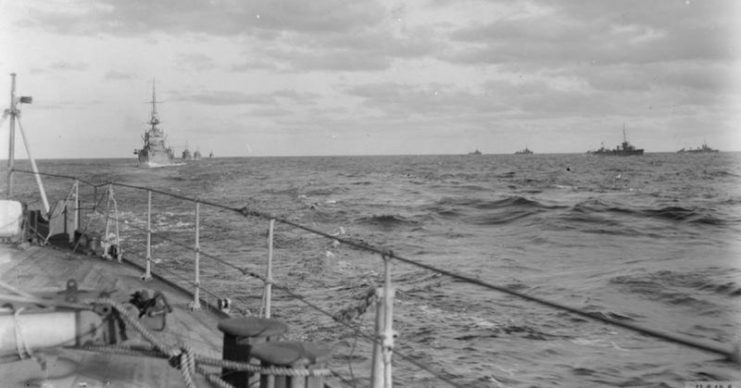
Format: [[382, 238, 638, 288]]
[[7, 152, 741, 387]]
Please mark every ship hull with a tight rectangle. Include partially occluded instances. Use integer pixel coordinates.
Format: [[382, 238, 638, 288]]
[[589, 149, 644, 156], [137, 148, 175, 167]]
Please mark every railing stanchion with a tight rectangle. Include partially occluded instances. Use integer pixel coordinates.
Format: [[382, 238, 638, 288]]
[[101, 185, 122, 263], [189, 201, 202, 310], [264, 219, 275, 318], [371, 254, 396, 388], [104, 184, 112, 249], [112, 191, 120, 263], [73, 180, 80, 232], [143, 189, 153, 281]]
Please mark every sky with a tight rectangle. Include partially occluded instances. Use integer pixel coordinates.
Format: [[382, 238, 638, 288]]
[[0, 0, 740, 158]]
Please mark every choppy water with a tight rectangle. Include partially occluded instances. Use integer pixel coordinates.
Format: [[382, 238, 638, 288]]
[[6, 152, 741, 387]]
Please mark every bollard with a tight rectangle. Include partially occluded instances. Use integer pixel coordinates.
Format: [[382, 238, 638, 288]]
[[250, 341, 332, 388], [217, 317, 289, 388]]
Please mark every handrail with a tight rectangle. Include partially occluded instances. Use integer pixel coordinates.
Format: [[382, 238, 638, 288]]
[[8, 168, 739, 372]]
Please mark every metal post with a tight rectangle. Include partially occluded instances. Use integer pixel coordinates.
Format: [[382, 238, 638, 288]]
[[143, 190, 153, 281], [382, 256, 395, 388], [104, 185, 111, 245], [264, 219, 275, 318], [73, 180, 79, 232], [189, 201, 201, 310], [371, 254, 396, 388], [371, 290, 384, 387], [112, 193, 121, 263], [7, 73, 15, 197]]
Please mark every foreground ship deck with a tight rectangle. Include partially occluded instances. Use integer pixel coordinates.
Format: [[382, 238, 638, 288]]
[[0, 243, 221, 387]]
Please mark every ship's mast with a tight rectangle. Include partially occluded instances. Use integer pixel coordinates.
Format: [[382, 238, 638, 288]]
[[622, 123, 627, 143], [150, 79, 159, 127]]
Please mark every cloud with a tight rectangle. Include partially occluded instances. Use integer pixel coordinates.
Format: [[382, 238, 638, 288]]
[[104, 70, 135, 80], [18, 0, 386, 37], [269, 47, 392, 72], [444, 0, 738, 67], [175, 53, 216, 71], [173, 89, 317, 107], [32, 61, 88, 73], [16, 0, 440, 73], [249, 107, 294, 117], [271, 90, 319, 105], [345, 82, 512, 119], [230, 59, 281, 72], [177, 90, 275, 106]]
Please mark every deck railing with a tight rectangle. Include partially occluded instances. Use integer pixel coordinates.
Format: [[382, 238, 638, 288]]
[[8, 168, 411, 387], [7, 167, 740, 388]]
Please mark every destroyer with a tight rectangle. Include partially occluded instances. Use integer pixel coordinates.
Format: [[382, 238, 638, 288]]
[[133, 81, 175, 167], [588, 125, 644, 156], [678, 142, 719, 153]]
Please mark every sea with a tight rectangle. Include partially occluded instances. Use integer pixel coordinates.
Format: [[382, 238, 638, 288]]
[[5, 152, 741, 387]]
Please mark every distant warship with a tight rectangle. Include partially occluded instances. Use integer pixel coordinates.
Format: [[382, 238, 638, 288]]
[[134, 81, 175, 167], [678, 142, 719, 153], [588, 126, 644, 156], [515, 147, 533, 155]]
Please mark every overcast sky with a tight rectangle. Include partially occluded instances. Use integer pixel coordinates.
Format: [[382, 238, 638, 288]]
[[1, 0, 739, 158]]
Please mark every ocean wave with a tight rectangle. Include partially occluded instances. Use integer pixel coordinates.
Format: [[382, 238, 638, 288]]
[[628, 270, 741, 297], [303, 187, 344, 196], [355, 214, 420, 229], [451, 324, 566, 341], [568, 199, 728, 226], [706, 169, 741, 178], [468, 210, 539, 225], [425, 196, 567, 226], [433, 196, 567, 213], [609, 271, 735, 314]]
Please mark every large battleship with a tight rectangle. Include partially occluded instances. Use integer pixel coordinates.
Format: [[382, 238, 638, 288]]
[[133, 81, 175, 167], [588, 126, 644, 156]]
